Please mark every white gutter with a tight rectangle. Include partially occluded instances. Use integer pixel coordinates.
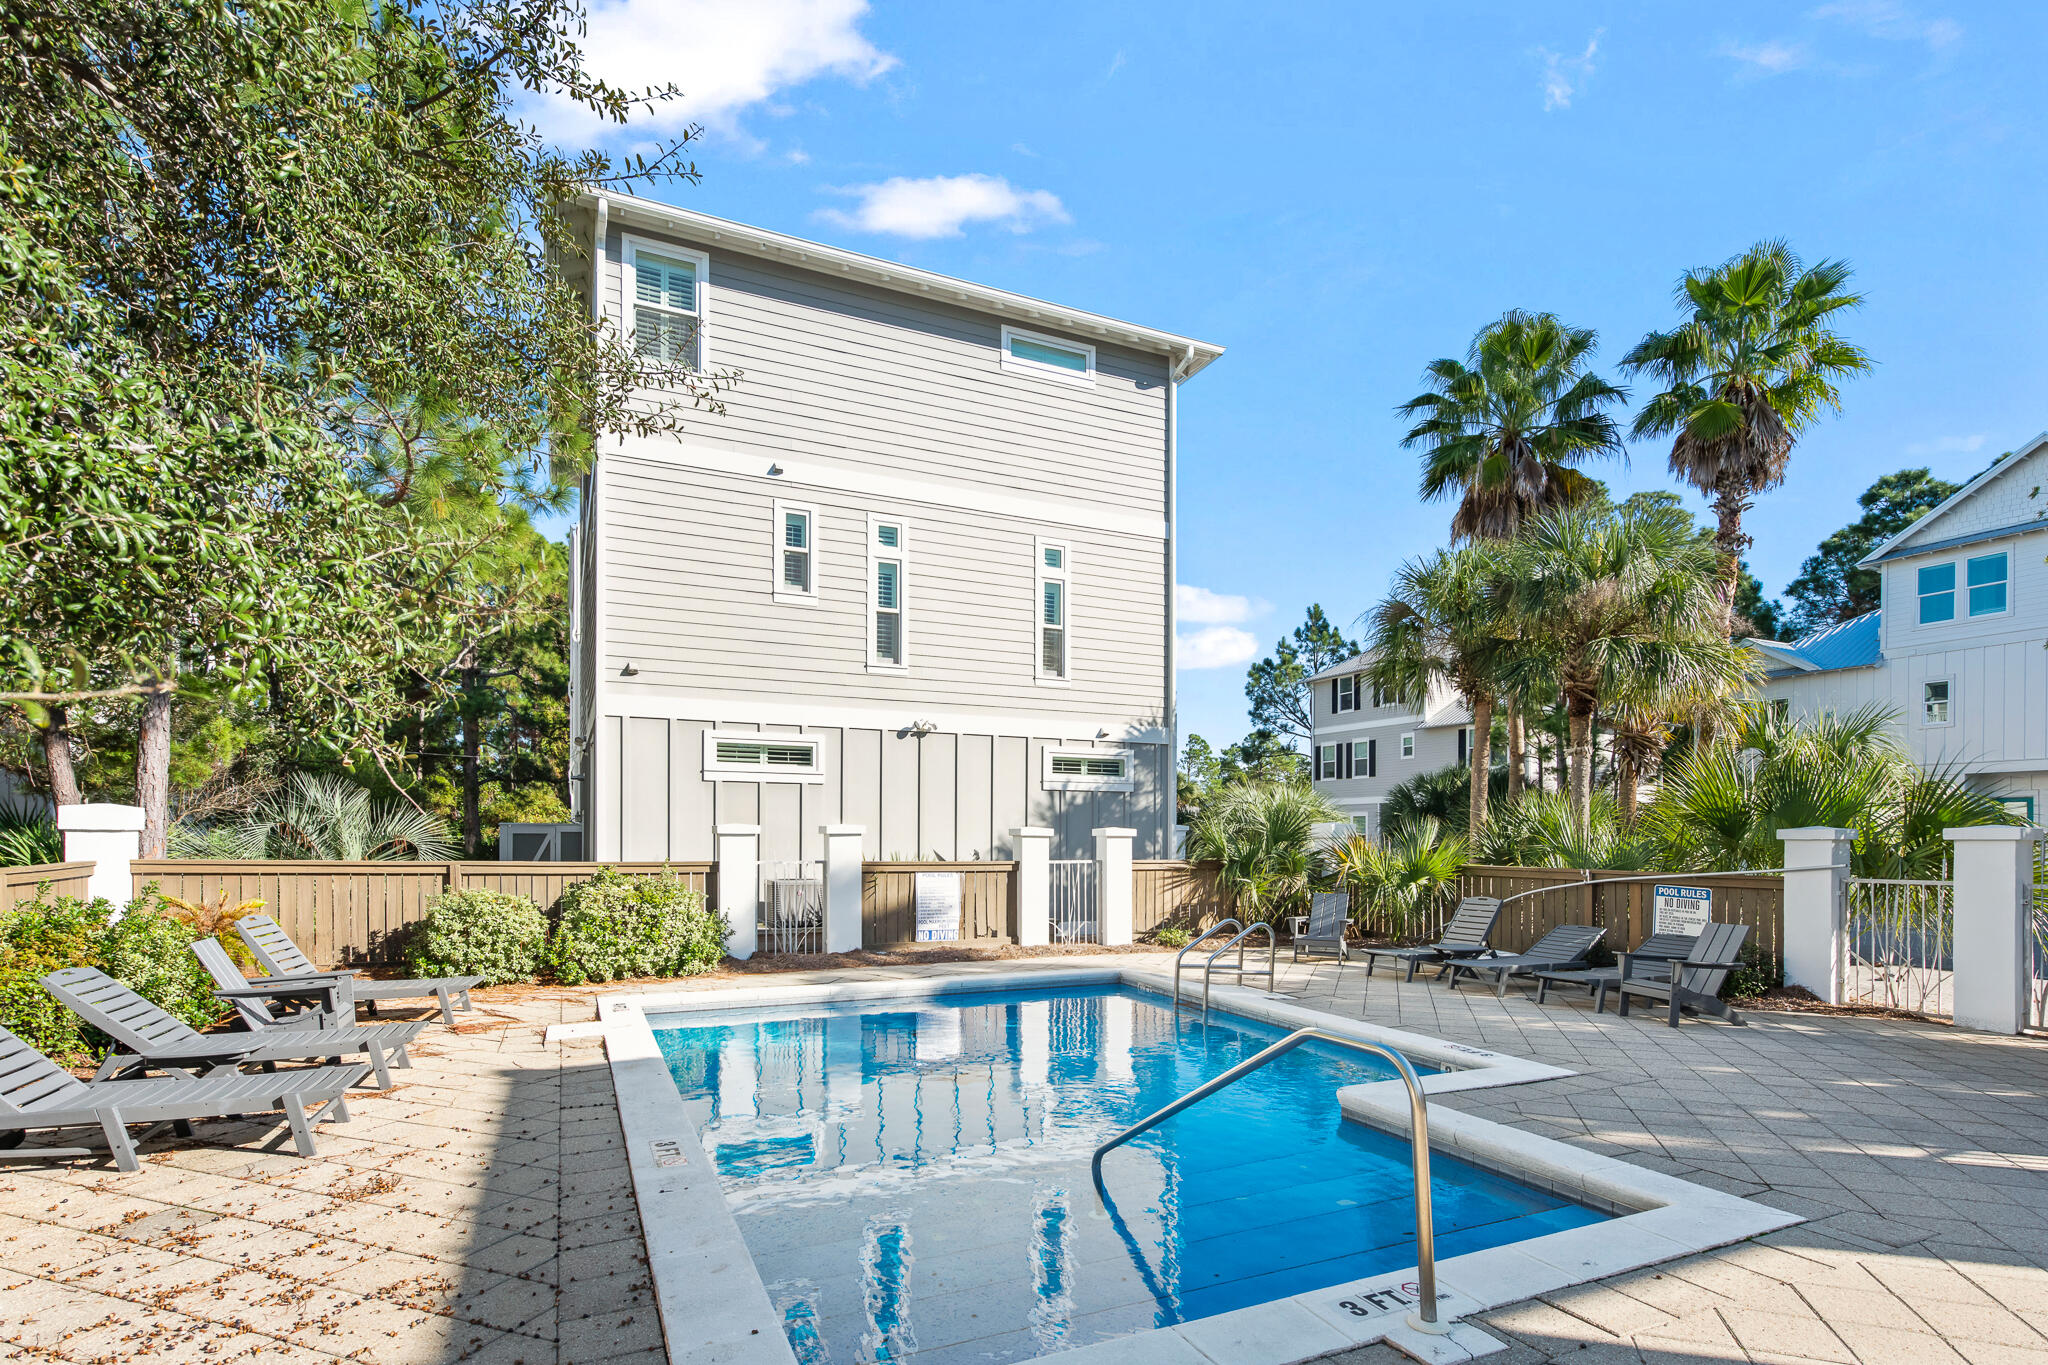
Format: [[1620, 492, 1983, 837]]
[[590, 196, 609, 328]]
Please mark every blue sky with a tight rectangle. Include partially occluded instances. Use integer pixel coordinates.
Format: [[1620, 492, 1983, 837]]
[[541, 0, 2048, 752]]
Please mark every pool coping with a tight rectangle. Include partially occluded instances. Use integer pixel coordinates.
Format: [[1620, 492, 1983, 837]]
[[579, 960, 1801, 1365]]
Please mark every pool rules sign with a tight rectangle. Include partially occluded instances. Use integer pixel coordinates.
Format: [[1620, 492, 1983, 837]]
[[915, 872, 962, 942], [1652, 884, 1712, 936]]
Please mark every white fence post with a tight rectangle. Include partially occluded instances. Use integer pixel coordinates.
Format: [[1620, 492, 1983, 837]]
[[821, 824, 864, 954], [57, 803, 144, 913], [1094, 827, 1135, 947], [715, 824, 761, 960], [1946, 825, 2042, 1035], [1779, 826, 1854, 1003], [1013, 827, 1052, 948]]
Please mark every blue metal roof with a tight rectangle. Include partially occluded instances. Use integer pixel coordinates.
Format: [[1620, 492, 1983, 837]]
[[1758, 610, 1882, 676]]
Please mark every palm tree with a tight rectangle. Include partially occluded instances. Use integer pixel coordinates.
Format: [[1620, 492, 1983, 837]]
[[1622, 241, 1872, 635], [1185, 782, 1345, 925], [1365, 542, 1519, 841], [1503, 501, 1757, 823], [1399, 311, 1629, 543], [1329, 819, 1469, 942], [173, 772, 457, 861]]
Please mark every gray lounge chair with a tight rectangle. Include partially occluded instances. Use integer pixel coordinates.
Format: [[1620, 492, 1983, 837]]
[[1614, 922, 1751, 1027], [1445, 924, 1606, 997], [192, 937, 358, 1030], [1361, 897, 1502, 982], [235, 914, 482, 1026], [0, 1022, 365, 1171], [1532, 930, 1699, 1012], [1293, 893, 1353, 967], [42, 966, 425, 1090]]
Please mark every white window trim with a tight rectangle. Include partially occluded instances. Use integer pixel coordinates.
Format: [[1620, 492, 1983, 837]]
[[867, 512, 908, 671], [1314, 744, 1339, 782], [1041, 746, 1134, 793], [702, 730, 827, 784], [772, 499, 820, 605], [1400, 733, 1415, 760], [1001, 325, 1096, 387], [1921, 677, 1955, 728], [1035, 536, 1071, 686], [619, 234, 711, 372], [1335, 676, 1357, 714], [1962, 551, 2014, 621]]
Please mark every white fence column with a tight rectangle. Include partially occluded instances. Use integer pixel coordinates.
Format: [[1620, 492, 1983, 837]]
[[1013, 827, 1053, 948], [57, 803, 144, 912], [715, 824, 761, 960], [821, 824, 864, 954], [1094, 827, 1135, 947], [1779, 826, 1854, 1003], [1946, 825, 2042, 1035]]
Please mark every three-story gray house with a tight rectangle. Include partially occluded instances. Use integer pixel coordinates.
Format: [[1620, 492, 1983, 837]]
[[1305, 654, 1473, 838], [561, 195, 1222, 864]]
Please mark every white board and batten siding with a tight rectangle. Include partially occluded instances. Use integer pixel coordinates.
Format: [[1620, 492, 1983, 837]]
[[576, 203, 1200, 867]]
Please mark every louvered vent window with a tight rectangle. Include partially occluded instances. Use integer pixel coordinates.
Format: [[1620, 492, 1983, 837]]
[[633, 250, 701, 367], [1050, 755, 1125, 779], [713, 740, 819, 769]]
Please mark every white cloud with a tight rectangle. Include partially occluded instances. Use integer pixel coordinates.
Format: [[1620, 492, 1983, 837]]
[[1811, 1, 1960, 50], [1176, 627, 1260, 671], [1904, 433, 1987, 456], [1175, 584, 1268, 626], [1536, 31, 1601, 110], [527, 0, 895, 143], [1720, 39, 1811, 74], [816, 174, 1070, 239]]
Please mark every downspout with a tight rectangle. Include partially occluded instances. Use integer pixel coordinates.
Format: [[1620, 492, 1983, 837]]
[[1166, 345, 1192, 836], [587, 196, 609, 853]]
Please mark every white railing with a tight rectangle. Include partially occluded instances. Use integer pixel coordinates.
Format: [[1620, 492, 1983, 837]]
[[1842, 877, 1954, 1017], [759, 859, 825, 955], [1049, 859, 1098, 944]]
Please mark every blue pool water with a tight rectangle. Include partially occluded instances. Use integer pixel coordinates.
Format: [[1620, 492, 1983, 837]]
[[651, 985, 1602, 1364]]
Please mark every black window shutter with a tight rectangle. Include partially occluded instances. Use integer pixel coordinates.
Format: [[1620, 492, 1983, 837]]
[[1331, 679, 1340, 712], [1368, 739, 1377, 778]]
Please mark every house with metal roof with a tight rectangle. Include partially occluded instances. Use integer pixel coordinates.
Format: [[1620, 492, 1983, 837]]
[[1751, 430, 2048, 822]]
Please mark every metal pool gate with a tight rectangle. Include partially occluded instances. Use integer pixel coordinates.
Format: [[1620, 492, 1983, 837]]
[[1049, 859, 1098, 944], [759, 859, 825, 955], [1842, 876, 1954, 1017]]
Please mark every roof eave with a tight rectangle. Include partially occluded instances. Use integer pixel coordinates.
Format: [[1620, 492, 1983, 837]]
[[1857, 429, 2048, 566]]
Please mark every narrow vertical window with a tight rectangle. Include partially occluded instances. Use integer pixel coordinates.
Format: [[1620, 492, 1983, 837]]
[[773, 502, 818, 603], [1335, 676, 1356, 713], [871, 519, 905, 667], [1036, 538, 1069, 681]]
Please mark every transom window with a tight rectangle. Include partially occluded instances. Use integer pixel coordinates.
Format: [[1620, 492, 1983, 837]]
[[630, 245, 705, 368], [1002, 325, 1096, 386], [1923, 680, 1951, 726]]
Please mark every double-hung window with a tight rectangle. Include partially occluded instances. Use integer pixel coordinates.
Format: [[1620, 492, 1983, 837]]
[[1966, 553, 2008, 616], [1316, 744, 1339, 781], [1918, 552, 2011, 624], [1351, 739, 1377, 778], [1036, 539, 1070, 681], [1335, 676, 1358, 713], [1400, 733, 1415, 760], [627, 239, 708, 369], [1923, 680, 1952, 726], [774, 501, 818, 603], [870, 517, 906, 667], [1917, 563, 1955, 623]]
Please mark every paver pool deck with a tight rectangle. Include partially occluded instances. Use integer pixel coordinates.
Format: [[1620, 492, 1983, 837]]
[[2, 952, 2044, 1365]]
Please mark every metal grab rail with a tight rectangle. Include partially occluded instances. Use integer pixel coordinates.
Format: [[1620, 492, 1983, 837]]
[[1091, 1027, 1445, 1333], [1489, 867, 1783, 912], [1172, 919, 1241, 1011], [1201, 921, 1275, 1021]]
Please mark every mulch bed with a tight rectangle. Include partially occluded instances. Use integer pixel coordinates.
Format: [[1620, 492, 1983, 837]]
[[1724, 983, 1946, 1023]]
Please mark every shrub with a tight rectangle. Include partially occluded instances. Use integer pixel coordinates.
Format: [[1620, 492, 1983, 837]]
[[408, 889, 548, 985], [549, 867, 727, 985], [1153, 926, 1191, 949], [0, 891, 223, 1061], [1721, 941, 1782, 1001]]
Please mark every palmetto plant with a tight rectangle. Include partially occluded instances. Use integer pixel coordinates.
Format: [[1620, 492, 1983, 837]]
[[0, 799, 62, 867], [172, 772, 457, 861], [1622, 241, 1872, 634], [1328, 819, 1470, 942], [1186, 782, 1345, 925], [1399, 310, 1628, 543], [1478, 791, 1655, 871]]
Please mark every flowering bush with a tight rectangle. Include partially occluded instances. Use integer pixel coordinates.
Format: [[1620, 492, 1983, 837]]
[[407, 889, 549, 985], [549, 867, 726, 985]]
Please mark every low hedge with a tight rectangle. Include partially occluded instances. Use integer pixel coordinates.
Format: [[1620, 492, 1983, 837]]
[[406, 889, 551, 986], [0, 891, 224, 1062], [549, 866, 727, 985]]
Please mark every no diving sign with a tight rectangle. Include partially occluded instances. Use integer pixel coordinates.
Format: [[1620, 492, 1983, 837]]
[[1334, 1278, 1450, 1321], [1652, 884, 1711, 936]]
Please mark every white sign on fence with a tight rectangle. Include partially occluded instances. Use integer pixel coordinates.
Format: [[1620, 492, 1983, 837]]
[[915, 872, 962, 942], [1652, 884, 1712, 935]]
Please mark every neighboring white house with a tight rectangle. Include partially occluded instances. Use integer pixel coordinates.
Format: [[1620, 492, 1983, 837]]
[[1751, 431, 2048, 823], [559, 194, 1223, 864], [1306, 654, 1474, 839]]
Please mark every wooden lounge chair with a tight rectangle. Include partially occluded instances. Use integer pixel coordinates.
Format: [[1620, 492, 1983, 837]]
[[1292, 893, 1353, 968], [42, 967, 425, 1090], [235, 914, 482, 1026], [0, 1022, 365, 1171], [1614, 922, 1751, 1027], [1444, 924, 1606, 997], [192, 938, 358, 1030], [1532, 930, 1699, 1012], [1361, 897, 1503, 982]]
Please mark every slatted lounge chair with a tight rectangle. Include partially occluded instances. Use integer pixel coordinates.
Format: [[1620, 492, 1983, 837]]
[[1613, 922, 1751, 1027], [235, 915, 482, 1026], [1444, 924, 1606, 997], [1292, 893, 1353, 967], [1532, 930, 1699, 1012], [192, 938, 357, 1030], [0, 1022, 365, 1171], [42, 967, 424, 1090], [1361, 896, 1503, 982]]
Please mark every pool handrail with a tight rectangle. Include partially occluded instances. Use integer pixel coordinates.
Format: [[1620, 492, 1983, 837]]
[[1171, 919, 1241, 1011], [1201, 920, 1276, 1022], [1090, 1026, 1446, 1334]]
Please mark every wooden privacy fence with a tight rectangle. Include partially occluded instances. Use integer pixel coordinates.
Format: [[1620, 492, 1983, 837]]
[[1132, 861, 1234, 936], [127, 860, 714, 968], [1455, 864, 1784, 960], [861, 862, 1016, 947], [1, 862, 96, 914]]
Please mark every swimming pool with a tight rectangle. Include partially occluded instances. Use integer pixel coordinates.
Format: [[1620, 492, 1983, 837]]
[[649, 983, 1604, 1364]]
